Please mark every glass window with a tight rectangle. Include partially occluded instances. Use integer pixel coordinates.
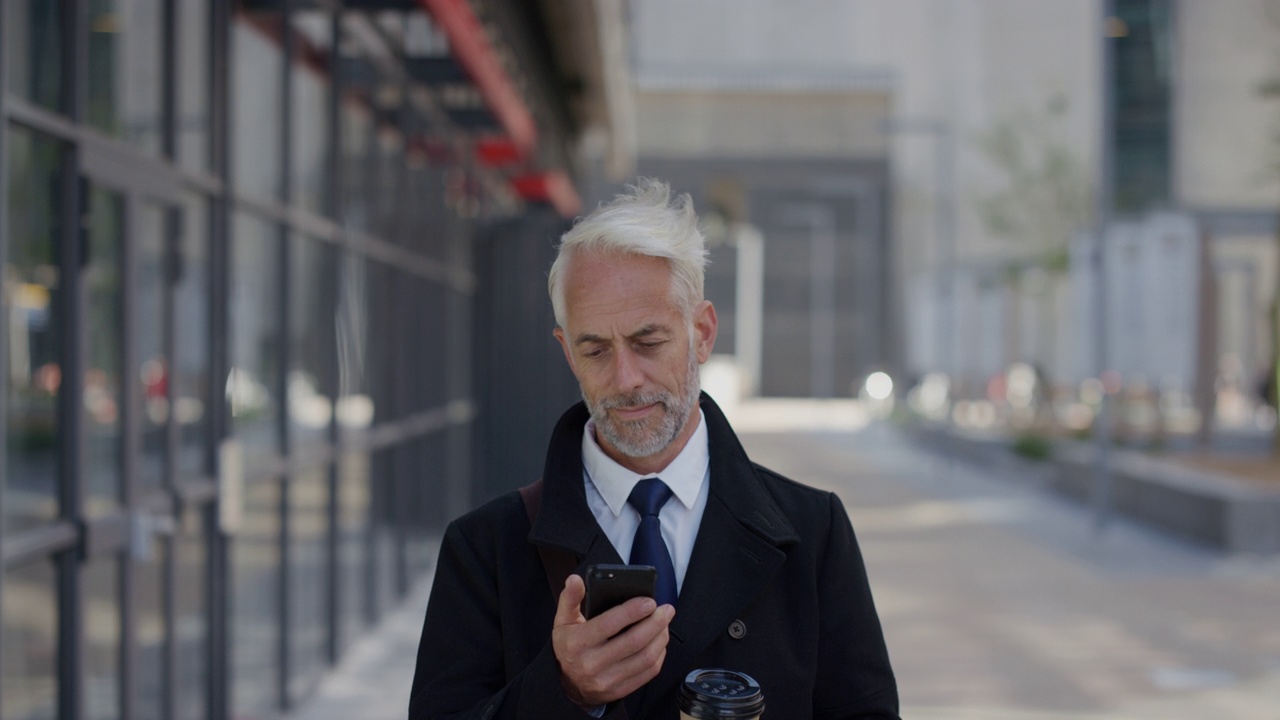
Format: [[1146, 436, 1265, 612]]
[[338, 451, 370, 645], [233, 479, 281, 719], [232, 11, 285, 199], [175, 506, 208, 720], [373, 130, 403, 240], [336, 252, 371, 438], [291, 12, 333, 215], [134, 545, 165, 720], [290, 235, 335, 451], [4, 126, 64, 535], [6, 0, 64, 111], [176, 195, 211, 478], [1, 559, 58, 720], [405, 160, 445, 260], [339, 99, 373, 231], [366, 261, 394, 426], [230, 213, 282, 460], [288, 467, 329, 700], [177, 0, 212, 172], [86, 186, 126, 515], [84, 556, 123, 720], [371, 447, 397, 615], [86, 0, 164, 156], [423, 279, 447, 410], [1112, 0, 1172, 212], [136, 202, 167, 492]]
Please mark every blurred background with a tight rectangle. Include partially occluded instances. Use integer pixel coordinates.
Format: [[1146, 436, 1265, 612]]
[[1, 1, 1279, 719]]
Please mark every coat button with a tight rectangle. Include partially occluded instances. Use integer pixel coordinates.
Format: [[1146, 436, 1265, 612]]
[[728, 619, 747, 639]]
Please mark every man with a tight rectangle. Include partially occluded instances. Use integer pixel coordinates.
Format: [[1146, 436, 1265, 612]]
[[409, 179, 898, 719]]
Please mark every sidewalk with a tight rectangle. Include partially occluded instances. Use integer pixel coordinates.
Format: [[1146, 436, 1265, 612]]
[[742, 422, 1280, 719], [286, 404, 1280, 720], [286, 578, 431, 720]]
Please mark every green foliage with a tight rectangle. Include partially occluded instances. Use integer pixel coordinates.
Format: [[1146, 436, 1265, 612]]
[[974, 97, 1092, 278], [1011, 433, 1054, 461]]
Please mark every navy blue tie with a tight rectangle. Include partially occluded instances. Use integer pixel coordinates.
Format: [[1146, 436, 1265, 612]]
[[627, 478, 677, 607]]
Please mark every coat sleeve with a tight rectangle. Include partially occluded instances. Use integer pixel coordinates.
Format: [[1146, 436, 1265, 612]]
[[407, 515, 626, 720], [813, 492, 901, 720]]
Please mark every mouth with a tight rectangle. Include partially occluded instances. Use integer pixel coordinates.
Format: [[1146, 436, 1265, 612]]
[[609, 402, 660, 421]]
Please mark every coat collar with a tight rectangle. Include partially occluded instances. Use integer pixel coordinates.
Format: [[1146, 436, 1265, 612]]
[[529, 393, 800, 716], [528, 392, 799, 553]]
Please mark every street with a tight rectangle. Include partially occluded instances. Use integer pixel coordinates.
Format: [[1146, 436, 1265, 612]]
[[290, 413, 1280, 720]]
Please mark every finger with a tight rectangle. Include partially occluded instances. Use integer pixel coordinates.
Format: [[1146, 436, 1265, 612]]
[[554, 575, 587, 627], [589, 595, 659, 640], [591, 613, 672, 695], [581, 603, 672, 678]]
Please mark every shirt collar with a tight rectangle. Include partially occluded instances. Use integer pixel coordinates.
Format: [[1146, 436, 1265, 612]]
[[582, 411, 709, 517]]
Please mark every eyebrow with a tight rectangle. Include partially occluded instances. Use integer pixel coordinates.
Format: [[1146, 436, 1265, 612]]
[[573, 323, 669, 346]]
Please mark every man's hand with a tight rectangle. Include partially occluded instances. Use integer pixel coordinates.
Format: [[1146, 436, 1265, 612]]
[[552, 574, 675, 707]]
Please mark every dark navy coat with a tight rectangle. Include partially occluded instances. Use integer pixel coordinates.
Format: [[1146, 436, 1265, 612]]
[[409, 394, 898, 719]]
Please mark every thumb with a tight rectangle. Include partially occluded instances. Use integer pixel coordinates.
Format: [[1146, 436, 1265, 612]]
[[554, 574, 587, 627]]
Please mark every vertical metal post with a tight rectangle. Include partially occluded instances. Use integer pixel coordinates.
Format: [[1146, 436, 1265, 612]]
[[120, 195, 139, 720], [394, 71, 413, 600], [1092, 0, 1118, 534], [277, 1, 295, 708], [160, 1, 180, 715], [732, 225, 764, 398], [808, 206, 836, 398], [0, 0, 11, 701], [938, 124, 956, 389], [324, 7, 343, 668], [860, 182, 884, 375], [207, 0, 232, 717], [60, 0, 89, 717]]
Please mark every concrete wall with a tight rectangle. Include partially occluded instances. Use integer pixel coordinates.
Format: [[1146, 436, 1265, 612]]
[[1176, 0, 1280, 210]]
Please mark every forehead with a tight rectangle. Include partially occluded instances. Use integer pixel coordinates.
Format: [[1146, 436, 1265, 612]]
[[562, 251, 681, 334]]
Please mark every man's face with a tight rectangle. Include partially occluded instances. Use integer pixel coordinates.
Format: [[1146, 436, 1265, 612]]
[[553, 251, 717, 466]]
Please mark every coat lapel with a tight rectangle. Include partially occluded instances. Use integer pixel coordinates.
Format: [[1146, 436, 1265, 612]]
[[527, 401, 622, 575], [633, 395, 800, 718]]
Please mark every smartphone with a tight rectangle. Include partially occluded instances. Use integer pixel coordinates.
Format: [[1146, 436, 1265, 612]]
[[582, 564, 656, 619]]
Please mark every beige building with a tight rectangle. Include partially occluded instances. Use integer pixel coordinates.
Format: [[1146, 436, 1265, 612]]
[[628, 0, 1278, 425]]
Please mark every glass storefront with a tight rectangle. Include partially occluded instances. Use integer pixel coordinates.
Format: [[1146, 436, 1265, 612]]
[[1, 560, 57, 720], [230, 212, 282, 463], [3, 126, 63, 536], [0, 2, 498, 718], [83, 187, 125, 517]]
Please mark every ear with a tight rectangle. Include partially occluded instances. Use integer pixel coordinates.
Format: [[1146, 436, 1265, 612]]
[[691, 300, 718, 364], [553, 327, 580, 377]]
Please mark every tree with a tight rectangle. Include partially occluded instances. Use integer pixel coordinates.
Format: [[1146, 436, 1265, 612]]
[[1256, 1, 1280, 452], [974, 97, 1092, 426]]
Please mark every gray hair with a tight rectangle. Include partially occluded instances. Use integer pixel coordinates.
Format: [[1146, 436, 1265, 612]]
[[548, 178, 708, 328]]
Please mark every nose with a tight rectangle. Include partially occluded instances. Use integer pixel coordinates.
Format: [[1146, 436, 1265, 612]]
[[612, 347, 645, 392]]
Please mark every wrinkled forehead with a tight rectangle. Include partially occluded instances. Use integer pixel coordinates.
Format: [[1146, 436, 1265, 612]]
[[562, 251, 687, 328]]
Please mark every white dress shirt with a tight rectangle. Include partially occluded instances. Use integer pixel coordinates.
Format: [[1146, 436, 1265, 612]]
[[581, 412, 710, 594]]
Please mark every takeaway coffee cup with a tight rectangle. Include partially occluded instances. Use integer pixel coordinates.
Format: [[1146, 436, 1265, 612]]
[[678, 668, 764, 719]]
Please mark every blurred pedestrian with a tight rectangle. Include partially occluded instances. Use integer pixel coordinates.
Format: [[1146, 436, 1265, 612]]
[[409, 179, 898, 719]]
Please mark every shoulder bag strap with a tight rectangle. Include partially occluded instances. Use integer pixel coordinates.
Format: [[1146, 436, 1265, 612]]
[[518, 478, 578, 597]]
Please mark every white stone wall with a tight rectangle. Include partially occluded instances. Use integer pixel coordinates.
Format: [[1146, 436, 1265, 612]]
[[1176, 0, 1280, 209]]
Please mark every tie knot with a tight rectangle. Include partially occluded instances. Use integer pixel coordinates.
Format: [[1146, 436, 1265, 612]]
[[627, 478, 673, 517]]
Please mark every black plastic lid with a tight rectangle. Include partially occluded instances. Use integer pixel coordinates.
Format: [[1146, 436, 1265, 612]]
[[678, 669, 765, 718]]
